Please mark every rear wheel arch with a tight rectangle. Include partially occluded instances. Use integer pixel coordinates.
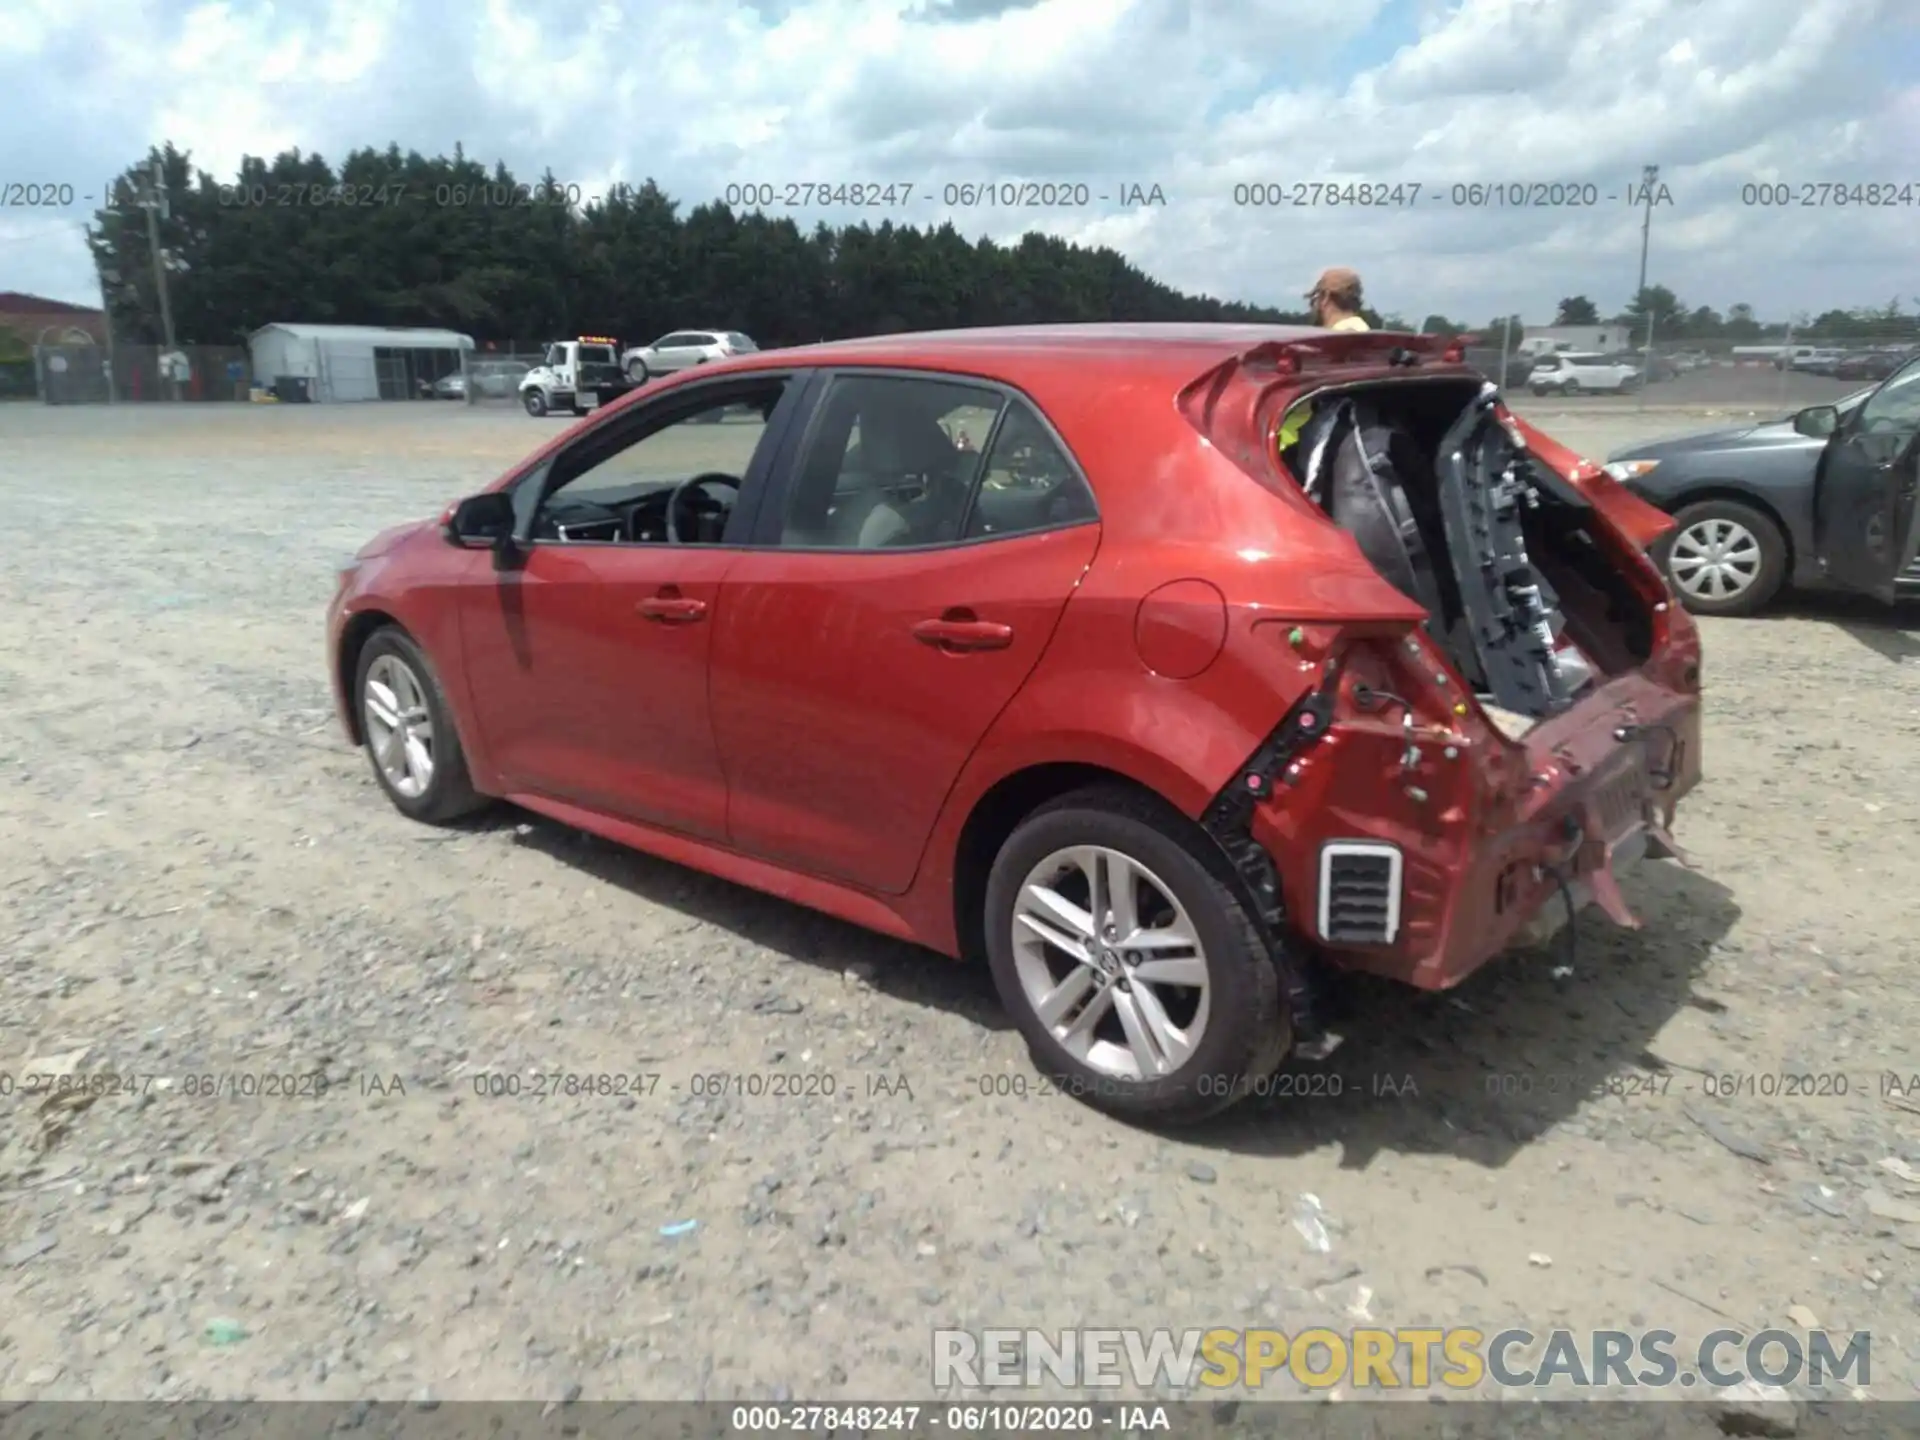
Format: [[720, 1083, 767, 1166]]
[[949, 759, 1283, 972], [951, 764, 1184, 965]]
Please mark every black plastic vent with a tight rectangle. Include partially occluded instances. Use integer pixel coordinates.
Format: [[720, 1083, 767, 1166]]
[[1319, 844, 1402, 944]]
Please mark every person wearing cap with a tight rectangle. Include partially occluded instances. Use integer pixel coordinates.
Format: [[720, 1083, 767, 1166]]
[[1278, 267, 1374, 452], [1307, 266, 1370, 332]]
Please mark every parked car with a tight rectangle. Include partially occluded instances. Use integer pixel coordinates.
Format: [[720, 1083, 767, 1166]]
[[1615, 352, 1678, 383], [1669, 350, 1713, 372], [1529, 352, 1641, 395], [623, 330, 758, 383], [469, 359, 531, 399], [1461, 346, 1535, 390], [1834, 349, 1911, 382], [1774, 346, 1846, 373], [430, 373, 467, 400], [1604, 354, 1920, 614], [329, 324, 1704, 1125]]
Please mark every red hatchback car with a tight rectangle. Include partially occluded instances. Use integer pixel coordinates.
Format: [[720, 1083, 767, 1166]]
[[328, 324, 1703, 1125]]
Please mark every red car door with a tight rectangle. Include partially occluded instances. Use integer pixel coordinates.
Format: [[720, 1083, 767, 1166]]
[[460, 545, 738, 836], [708, 372, 1101, 894], [456, 373, 807, 840]]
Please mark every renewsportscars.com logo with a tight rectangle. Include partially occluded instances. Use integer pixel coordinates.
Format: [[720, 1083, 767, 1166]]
[[932, 1327, 1871, 1393]]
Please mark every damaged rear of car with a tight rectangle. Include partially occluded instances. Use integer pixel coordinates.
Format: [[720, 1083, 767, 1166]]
[[1180, 333, 1703, 1022]]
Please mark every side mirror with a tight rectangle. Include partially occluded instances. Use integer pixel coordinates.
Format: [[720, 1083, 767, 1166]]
[[1792, 405, 1840, 439], [445, 491, 516, 548]]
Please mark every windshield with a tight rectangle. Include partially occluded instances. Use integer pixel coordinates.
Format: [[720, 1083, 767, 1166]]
[[725, 333, 757, 351]]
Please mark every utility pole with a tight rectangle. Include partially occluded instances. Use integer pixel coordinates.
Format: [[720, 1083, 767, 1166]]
[[140, 156, 181, 401], [98, 267, 119, 405], [1635, 164, 1659, 407]]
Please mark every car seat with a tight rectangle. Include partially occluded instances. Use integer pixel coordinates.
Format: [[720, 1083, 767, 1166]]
[[837, 408, 968, 547]]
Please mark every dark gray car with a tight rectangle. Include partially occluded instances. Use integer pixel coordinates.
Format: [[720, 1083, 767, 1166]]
[[1604, 355, 1920, 615]]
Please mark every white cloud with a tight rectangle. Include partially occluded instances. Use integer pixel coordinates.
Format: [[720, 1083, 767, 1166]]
[[1, 0, 1913, 325]]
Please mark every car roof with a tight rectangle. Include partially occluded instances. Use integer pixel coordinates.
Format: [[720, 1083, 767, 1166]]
[[773, 322, 1323, 363], [704, 322, 1358, 403]]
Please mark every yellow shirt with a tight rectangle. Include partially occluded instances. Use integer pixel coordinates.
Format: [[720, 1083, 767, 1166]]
[[1278, 317, 1371, 450]]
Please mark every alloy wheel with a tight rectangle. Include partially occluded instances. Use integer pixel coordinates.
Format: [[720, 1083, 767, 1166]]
[[1669, 517, 1763, 603], [363, 654, 436, 799], [1010, 845, 1210, 1081]]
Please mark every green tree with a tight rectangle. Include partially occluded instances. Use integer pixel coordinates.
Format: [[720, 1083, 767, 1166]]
[[86, 145, 1307, 348], [1620, 285, 1686, 338], [1554, 295, 1599, 325]]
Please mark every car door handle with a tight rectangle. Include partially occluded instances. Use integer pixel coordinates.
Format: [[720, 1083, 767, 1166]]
[[912, 615, 1013, 651], [637, 595, 707, 623]]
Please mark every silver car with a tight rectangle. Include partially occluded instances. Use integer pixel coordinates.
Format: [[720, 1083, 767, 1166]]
[[622, 330, 757, 382]]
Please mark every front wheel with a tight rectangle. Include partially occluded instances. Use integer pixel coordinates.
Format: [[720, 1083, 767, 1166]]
[[522, 389, 547, 417], [626, 360, 650, 384], [354, 627, 489, 824], [1657, 498, 1787, 616], [983, 786, 1291, 1127]]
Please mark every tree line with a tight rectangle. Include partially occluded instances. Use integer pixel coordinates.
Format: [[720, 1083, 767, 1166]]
[[85, 145, 1911, 353], [1426, 290, 1916, 345], [88, 145, 1338, 350]]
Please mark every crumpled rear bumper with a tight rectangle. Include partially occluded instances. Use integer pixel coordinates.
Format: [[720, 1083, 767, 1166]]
[[1286, 669, 1701, 992]]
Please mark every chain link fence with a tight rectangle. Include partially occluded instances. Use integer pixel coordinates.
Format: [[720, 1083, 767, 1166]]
[[1463, 323, 1919, 412], [26, 343, 254, 403]]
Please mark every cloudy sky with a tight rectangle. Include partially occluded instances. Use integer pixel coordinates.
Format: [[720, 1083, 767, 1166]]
[[2, 0, 1915, 325]]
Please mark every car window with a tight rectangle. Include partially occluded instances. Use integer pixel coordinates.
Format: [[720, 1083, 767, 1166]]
[[1859, 359, 1920, 433], [543, 344, 565, 367], [725, 333, 757, 351], [532, 379, 789, 545], [776, 375, 1004, 549], [660, 333, 699, 348], [579, 346, 616, 365], [964, 400, 1098, 540]]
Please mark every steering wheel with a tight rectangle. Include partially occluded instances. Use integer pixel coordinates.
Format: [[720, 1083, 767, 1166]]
[[665, 472, 741, 543]]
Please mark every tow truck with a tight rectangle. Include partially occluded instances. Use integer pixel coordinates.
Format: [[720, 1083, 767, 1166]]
[[518, 336, 637, 417]]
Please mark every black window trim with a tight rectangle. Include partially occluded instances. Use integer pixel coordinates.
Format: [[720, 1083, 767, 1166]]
[[507, 368, 814, 551], [745, 364, 1100, 553]]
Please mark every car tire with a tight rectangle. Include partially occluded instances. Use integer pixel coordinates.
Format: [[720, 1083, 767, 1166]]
[[1563, 379, 1581, 396], [353, 626, 489, 825], [1532, 383, 1551, 396], [1657, 498, 1787, 617], [626, 360, 650, 384], [982, 784, 1291, 1128], [522, 389, 547, 417]]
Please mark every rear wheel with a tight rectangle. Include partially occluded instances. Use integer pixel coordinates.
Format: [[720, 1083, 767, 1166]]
[[1532, 383, 1551, 396], [354, 627, 488, 824], [1658, 498, 1787, 616], [1563, 379, 1582, 396], [983, 786, 1291, 1127]]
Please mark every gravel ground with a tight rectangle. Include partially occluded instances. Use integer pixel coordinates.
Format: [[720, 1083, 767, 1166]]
[[2, 397, 1918, 1409]]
